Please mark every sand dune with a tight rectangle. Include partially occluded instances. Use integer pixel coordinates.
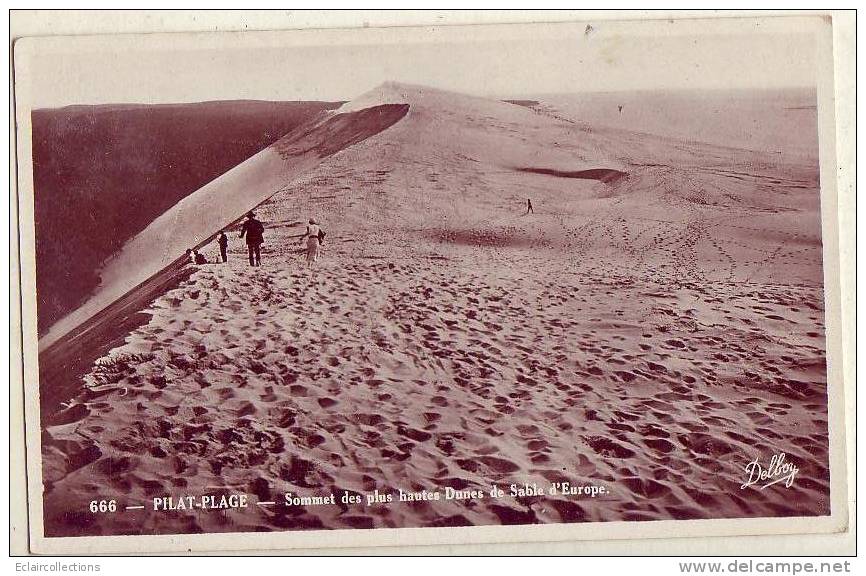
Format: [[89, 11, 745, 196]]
[[535, 88, 818, 160], [31, 100, 342, 335], [39, 82, 828, 536], [39, 101, 407, 351]]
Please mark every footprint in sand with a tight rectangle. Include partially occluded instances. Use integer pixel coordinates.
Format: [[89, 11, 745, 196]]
[[584, 436, 636, 459], [644, 437, 676, 454], [317, 398, 338, 409]]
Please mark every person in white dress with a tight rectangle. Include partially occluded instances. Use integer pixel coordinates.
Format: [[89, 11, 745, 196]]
[[300, 218, 322, 268]]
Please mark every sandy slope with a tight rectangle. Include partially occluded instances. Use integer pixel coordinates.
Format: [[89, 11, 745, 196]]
[[537, 88, 818, 160], [38, 102, 407, 351], [40, 83, 829, 536], [31, 100, 341, 335]]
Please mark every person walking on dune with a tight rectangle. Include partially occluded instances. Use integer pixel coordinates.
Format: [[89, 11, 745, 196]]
[[217, 231, 229, 263], [239, 212, 265, 267], [300, 218, 323, 268], [526, 198, 534, 214]]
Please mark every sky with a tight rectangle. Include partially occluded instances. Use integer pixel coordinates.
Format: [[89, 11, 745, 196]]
[[18, 18, 822, 108]]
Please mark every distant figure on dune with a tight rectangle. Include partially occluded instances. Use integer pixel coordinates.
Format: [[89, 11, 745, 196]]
[[193, 250, 207, 265], [300, 218, 324, 268], [526, 198, 534, 214], [185, 248, 194, 264], [239, 212, 265, 267], [217, 231, 228, 263]]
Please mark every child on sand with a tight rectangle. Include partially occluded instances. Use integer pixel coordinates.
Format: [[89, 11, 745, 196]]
[[300, 219, 322, 268], [217, 231, 228, 263]]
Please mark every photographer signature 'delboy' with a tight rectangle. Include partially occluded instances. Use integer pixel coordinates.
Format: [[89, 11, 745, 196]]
[[740, 452, 800, 490]]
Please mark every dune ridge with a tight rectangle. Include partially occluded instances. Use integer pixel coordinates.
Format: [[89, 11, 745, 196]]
[[39, 82, 828, 536], [39, 101, 410, 351]]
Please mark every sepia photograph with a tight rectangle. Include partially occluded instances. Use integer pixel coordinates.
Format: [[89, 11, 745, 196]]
[[12, 11, 850, 554]]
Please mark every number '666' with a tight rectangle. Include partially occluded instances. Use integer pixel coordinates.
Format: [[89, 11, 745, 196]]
[[89, 500, 117, 513]]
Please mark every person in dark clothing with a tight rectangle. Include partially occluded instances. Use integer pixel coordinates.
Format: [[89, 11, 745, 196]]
[[193, 250, 207, 265], [526, 198, 534, 214], [217, 231, 229, 263], [239, 212, 265, 267]]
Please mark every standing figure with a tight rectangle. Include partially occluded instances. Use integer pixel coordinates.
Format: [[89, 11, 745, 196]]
[[239, 212, 265, 267], [526, 198, 534, 214], [217, 231, 229, 263], [300, 218, 322, 268]]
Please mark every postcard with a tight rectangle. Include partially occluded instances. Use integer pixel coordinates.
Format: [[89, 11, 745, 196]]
[[11, 11, 851, 554]]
